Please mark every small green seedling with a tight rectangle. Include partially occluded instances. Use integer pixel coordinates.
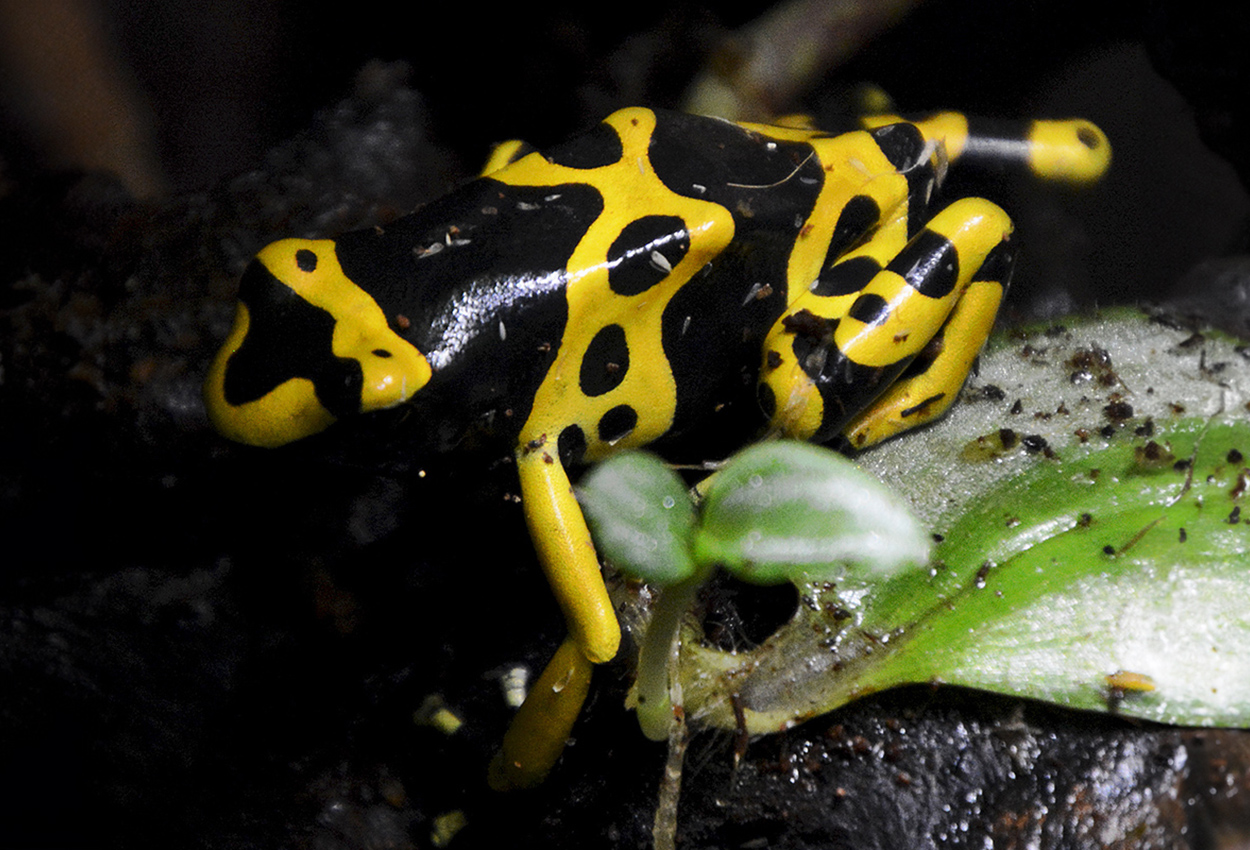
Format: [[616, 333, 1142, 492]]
[[577, 441, 930, 739]]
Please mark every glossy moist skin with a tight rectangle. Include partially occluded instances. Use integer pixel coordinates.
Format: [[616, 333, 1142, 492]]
[[204, 108, 1112, 454], [203, 105, 1110, 787]]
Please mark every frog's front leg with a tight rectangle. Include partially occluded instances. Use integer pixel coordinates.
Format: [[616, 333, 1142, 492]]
[[514, 442, 620, 663], [762, 196, 1014, 447], [489, 443, 620, 790]]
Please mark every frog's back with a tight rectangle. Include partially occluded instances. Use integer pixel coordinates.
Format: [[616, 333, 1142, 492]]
[[339, 108, 847, 458], [493, 108, 883, 465]]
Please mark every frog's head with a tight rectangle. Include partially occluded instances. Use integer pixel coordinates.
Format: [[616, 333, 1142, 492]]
[[203, 238, 432, 447]]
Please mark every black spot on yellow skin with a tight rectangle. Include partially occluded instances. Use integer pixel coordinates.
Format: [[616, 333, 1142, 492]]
[[813, 255, 882, 298], [826, 195, 881, 260], [888, 230, 960, 298], [900, 393, 945, 418], [973, 241, 1016, 284], [546, 121, 624, 169], [848, 292, 890, 325], [782, 309, 835, 339], [557, 424, 587, 466], [579, 324, 629, 396], [295, 249, 317, 272], [597, 404, 638, 443], [607, 216, 690, 296], [1077, 126, 1101, 149]]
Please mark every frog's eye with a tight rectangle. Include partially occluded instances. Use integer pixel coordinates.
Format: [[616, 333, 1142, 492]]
[[203, 239, 432, 447]]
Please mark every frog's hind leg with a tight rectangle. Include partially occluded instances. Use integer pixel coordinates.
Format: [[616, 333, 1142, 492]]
[[840, 253, 1011, 448], [761, 196, 1014, 447], [861, 111, 1112, 186]]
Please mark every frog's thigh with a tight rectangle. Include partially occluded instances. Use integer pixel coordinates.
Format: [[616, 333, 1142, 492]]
[[515, 448, 621, 664], [842, 274, 1008, 448], [760, 214, 911, 443], [836, 196, 1014, 447], [764, 197, 1012, 444]]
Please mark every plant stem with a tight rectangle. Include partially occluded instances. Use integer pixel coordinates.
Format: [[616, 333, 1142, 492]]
[[634, 571, 706, 741]]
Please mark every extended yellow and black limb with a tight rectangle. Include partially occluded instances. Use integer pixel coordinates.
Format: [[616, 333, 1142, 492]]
[[860, 111, 1111, 185]]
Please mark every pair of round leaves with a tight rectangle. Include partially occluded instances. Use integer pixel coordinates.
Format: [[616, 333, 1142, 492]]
[[576, 441, 931, 588]]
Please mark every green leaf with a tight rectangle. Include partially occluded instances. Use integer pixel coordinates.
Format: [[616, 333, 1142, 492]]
[[856, 418, 1250, 725], [577, 451, 697, 585], [694, 441, 930, 585], [667, 310, 1250, 734]]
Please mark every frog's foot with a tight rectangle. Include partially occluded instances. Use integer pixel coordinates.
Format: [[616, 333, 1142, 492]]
[[489, 636, 594, 791], [761, 196, 1015, 445]]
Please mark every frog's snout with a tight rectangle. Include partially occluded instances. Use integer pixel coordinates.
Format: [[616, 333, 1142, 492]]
[[202, 296, 340, 448], [203, 243, 432, 447]]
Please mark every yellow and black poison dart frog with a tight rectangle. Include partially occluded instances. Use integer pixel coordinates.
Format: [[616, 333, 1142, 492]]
[[203, 107, 1109, 788]]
